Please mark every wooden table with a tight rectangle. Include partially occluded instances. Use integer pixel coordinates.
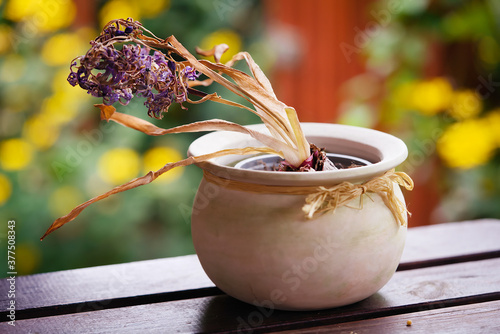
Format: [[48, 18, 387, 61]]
[[1, 219, 500, 333]]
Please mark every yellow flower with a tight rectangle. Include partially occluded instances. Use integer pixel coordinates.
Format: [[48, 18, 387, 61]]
[[52, 67, 75, 93], [41, 32, 88, 66], [0, 173, 12, 206], [51, 67, 92, 101], [437, 119, 496, 169], [143, 146, 183, 183], [0, 25, 13, 55], [409, 78, 453, 115], [0, 138, 34, 171], [448, 90, 482, 120], [40, 92, 80, 126], [98, 148, 141, 185], [392, 81, 415, 109], [4, 0, 38, 21], [38, 0, 76, 32], [99, 0, 141, 28], [5, 0, 76, 32], [136, 0, 170, 18], [486, 110, 500, 146], [15, 243, 40, 275], [199, 29, 242, 64], [23, 113, 60, 150], [49, 185, 84, 217], [99, 0, 168, 27]]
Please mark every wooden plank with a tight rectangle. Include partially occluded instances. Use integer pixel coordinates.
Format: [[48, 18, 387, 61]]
[[278, 300, 500, 333], [0, 220, 499, 315], [401, 219, 500, 263], [0, 255, 214, 312], [2, 257, 500, 333]]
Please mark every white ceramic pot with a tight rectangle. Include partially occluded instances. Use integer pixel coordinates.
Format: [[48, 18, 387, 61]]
[[188, 123, 409, 311]]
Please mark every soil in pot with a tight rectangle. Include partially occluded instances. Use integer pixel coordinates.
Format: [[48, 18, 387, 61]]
[[234, 153, 372, 171]]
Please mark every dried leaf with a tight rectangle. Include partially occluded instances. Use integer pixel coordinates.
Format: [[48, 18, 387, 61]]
[[224, 52, 276, 97], [95, 104, 116, 121], [195, 43, 229, 63], [166, 36, 306, 158], [41, 146, 279, 240], [106, 110, 303, 159]]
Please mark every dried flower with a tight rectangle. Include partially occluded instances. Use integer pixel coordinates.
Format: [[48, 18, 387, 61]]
[[67, 22, 200, 119], [41, 18, 332, 239]]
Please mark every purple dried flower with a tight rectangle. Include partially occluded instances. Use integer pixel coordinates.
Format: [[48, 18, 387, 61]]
[[167, 60, 176, 73], [67, 20, 201, 119], [182, 66, 199, 81], [67, 72, 78, 86]]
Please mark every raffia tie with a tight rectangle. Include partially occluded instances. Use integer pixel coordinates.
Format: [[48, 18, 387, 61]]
[[203, 169, 414, 227], [302, 169, 414, 226]]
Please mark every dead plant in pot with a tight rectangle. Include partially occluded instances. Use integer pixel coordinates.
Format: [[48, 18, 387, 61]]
[[41, 18, 414, 310]]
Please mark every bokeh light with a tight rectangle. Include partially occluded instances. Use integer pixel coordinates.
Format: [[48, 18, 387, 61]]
[[99, 0, 141, 28], [137, 0, 170, 18], [41, 32, 89, 66], [437, 119, 496, 169], [49, 185, 84, 217], [0, 24, 13, 54], [23, 113, 60, 150], [5, 0, 76, 32], [0, 173, 12, 206], [143, 146, 183, 183], [448, 90, 482, 120], [39, 92, 80, 126], [15, 243, 41, 275], [0, 138, 34, 171], [486, 110, 500, 146], [409, 78, 453, 116], [199, 29, 242, 64], [98, 148, 141, 185]]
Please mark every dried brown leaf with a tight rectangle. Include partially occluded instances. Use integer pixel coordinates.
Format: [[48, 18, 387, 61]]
[[41, 146, 278, 240], [95, 103, 116, 121], [195, 43, 229, 63], [107, 111, 299, 159]]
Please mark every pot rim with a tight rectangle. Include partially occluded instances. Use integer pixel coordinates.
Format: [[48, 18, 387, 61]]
[[187, 122, 408, 186]]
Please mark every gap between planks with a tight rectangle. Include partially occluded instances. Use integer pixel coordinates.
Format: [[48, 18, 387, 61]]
[[0, 286, 223, 322], [249, 292, 500, 334], [397, 249, 500, 271]]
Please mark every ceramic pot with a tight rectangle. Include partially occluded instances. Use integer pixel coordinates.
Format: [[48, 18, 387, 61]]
[[187, 123, 409, 311]]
